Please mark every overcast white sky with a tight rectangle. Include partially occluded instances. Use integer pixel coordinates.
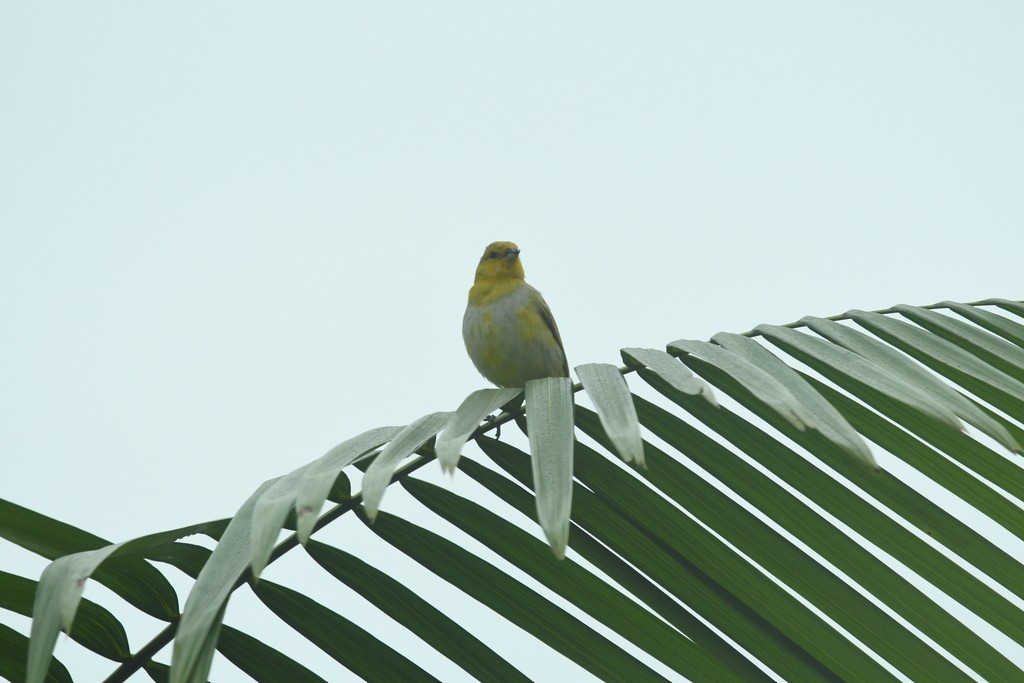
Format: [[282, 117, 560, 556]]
[[3, 3, 1023, 681]]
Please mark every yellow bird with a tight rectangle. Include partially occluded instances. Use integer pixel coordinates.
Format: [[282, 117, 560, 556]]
[[463, 241, 569, 388]]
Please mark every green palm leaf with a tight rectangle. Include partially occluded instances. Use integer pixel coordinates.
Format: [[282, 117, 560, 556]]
[[4, 298, 1023, 682]]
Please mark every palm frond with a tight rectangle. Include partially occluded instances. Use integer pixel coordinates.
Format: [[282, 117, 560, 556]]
[[4, 299, 1023, 682]]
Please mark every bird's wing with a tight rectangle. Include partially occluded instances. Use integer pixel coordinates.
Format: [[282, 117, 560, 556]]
[[535, 292, 570, 377]]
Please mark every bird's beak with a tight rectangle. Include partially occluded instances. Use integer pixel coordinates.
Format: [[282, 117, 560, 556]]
[[504, 247, 521, 259]]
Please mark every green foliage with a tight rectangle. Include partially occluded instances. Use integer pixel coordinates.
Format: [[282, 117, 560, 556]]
[[3, 300, 1024, 682]]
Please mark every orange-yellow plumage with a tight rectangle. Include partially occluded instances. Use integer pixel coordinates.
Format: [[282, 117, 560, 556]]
[[463, 242, 569, 388]]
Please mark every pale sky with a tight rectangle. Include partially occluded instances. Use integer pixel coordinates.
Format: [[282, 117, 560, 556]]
[[2, 3, 1023, 681]]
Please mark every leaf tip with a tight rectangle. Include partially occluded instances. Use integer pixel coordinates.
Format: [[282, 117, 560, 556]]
[[625, 449, 647, 468], [702, 387, 720, 407], [361, 497, 380, 524]]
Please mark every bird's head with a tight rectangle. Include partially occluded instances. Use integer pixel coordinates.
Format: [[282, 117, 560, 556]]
[[475, 241, 525, 282]]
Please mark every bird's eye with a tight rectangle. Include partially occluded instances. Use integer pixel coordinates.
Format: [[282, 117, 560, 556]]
[[488, 251, 498, 259]]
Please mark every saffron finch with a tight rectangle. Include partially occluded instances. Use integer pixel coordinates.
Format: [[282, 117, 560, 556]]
[[463, 241, 569, 388]]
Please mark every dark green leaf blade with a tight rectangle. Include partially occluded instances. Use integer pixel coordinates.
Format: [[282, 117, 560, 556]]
[[605, 391, 1023, 682], [577, 434, 948, 683], [28, 519, 225, 683], [400, 475, 744, 683], [366, 508, 669, 682], [804, 377, 1024, 598], [0, 498, 178, 620], [0, 570, 130, 662], [252, 579, 438, 682], [305, 540, 530, 683], [478, 437, 873, 683], [0, 624, 72, 683], [457, 453, 771, 683], [637, 363, 1024, 657], [143, 661, 171, 683], [217, 624, 326, 683]]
